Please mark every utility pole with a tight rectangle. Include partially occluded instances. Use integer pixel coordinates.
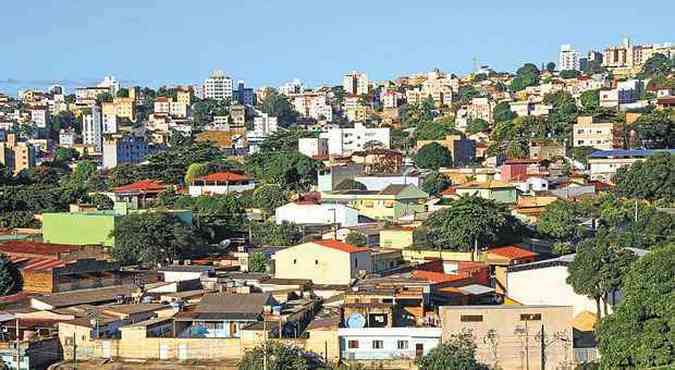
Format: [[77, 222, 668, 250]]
[[72, 331, 77, 370], [524, 320, 530, 370], [14, 318, 19, 370], [540, 324, 545, 370], [263, 320, 268, 370]]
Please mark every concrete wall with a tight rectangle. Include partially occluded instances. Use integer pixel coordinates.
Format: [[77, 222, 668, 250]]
[[42, 213, 116, 247], [379, 229, 414, 249], [273, 243, 371, 285], [338, 327, 441, 361]]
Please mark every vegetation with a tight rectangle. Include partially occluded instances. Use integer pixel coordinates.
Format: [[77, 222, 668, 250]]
[[0, 254, 22, 296], [334, 179, 367, 191], [613, 152, 674, 202], [345, 232, 368, 247], [465, 119, 489, 135], [245, 151, 322, 192], [250, 222, 303, 246], [258, 89, 298, 127], [630, 109, 675, 149], [421, 171, 451, 196], [239, 341, 310, 370], [416, 330, 488, 370], [415, 142, 452, 170], [254, 184, 288, 214], [247, 251, 270, 273], [510, 63, 540, 91]]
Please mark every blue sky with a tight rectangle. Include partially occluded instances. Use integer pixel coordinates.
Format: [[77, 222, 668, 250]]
[[1, 1, 673, 95]]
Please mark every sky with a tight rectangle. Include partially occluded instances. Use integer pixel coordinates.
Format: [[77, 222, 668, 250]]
[[1, 0, 673, 95]]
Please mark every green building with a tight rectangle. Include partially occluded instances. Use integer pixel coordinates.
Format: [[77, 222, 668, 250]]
[[41, 203, 193, 248], [454, 180, 518, 204]]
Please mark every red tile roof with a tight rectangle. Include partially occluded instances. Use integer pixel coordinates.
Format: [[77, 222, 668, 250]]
[[113, 179, 167, 194], [197, 171, 250, 182], [487, 246, 537, 260], [9, 256, 66, 272], [412, 270, 466, 284], [312, 240, 369, 254], [0, 241, 84, 258]]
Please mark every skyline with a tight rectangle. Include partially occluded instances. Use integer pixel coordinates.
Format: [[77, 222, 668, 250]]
[[2, 1, 674, 95]]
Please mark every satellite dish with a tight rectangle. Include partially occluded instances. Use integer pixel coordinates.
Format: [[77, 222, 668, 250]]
[[220, 239, 231, 247], [345, 313, 366, 329]]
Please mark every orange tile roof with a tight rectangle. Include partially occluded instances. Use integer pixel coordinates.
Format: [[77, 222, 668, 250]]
[[412, 270, 467, 284], [197, 171, 250, 182], [312, 240, 369, 254], [113, 180, 167, 194], [487, 246, 537, 260]]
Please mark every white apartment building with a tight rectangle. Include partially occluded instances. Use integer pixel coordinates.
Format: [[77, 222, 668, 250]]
[[279, 79, 304, 95], [467, 97, 494, 123], [97, 75, 120, 96], [298, 137, 329, 158], [343, 71, 369, 96], [320, 122, 390, 155], [30, 109, 48, 128], [559, 44, 581, 71], [380, 90, 401, 108], [82, 105, 103, 152], [291, 92, 333, 121], [252, 113, 278, 137], [203, 70, 233, 100]]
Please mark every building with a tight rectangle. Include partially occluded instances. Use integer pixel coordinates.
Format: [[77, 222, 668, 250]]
[[439, 305, 574, 370], [588, 149, 675, 182], [298, 137, 329, 158], [273, 240, 371, 285], [467, 97, 494, 123], [233, 81, 255, 105], [528, 139, 565, 160], [275, 202, 360, 227], [229, 104, 246, 128], [252, 113, 278, 137], [291, 91, 333, 121], [188, 171, 255, 196], [572, 116, 622, 150], [559, 44, 581, 71], [82, 105, 103, 152], [320, 122, 390, 156], [321, 184, 428, 221], [203, 70, 233, 100], [0, 133, 36, 174], [30, 108, 49, 128], [339, 327, 441, 361], [113, 97, 136, 122], [102, 135, 156, 169], [59, 129, 79, 146], [101, 101, 118, 134], [416, 134, 476, 167], [343, 71, 369, 96], [454, 180, 518, 204]]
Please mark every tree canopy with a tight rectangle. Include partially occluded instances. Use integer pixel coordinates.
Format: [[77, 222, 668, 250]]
[[421, 171, 451, 196], [631, 109, 675, 149], [239, 341, 310, 370], [415, 142, 452, 170], [345, 232, 368, 247], [258, 89, 298, 127], [245, 151, 322, 191], [612, 152, 675, 202], [416, 331, 488, 370], [0, 254, 22, 296]]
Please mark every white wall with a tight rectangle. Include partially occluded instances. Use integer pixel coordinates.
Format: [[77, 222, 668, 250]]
[[275, 203, 359, 227], [338, 327, 441, 360]]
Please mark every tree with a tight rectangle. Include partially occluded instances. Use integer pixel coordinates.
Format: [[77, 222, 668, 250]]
[[54, 147, 80, 163], [559, 69, 581, 79], [546, 62, 556, 73], [96, 92, 113, 104], [638, 53, 674, 79], [631, 109, 675, 149], [536, 200, 588, 250], [259, 89, 298, 127], [345, 232, 368, 247], [416, 330, 488, 370], [415, 143, 452, 170], [250, 222, 303, 246], [487, 117, 534, 159], [87, 193, 114, 210], [580, 90, 600, 113], [184, 163, 209, 185], [239, 341, 310, 370], [415, 120, 454, 141], [569, 146, 596, 167], [596, 243, 674, 369], [391, 128, 414, 152], [493, 101, 515, 123], [245, 151, 322, 192], [110, 213, 201, 266], [613, 152, 674, 202], [258, 128, 317, 153], [0, 254, 21, 296], [465, 118, 489, 135], [415, 195, 523, 251], [248, 251, 269, 273], [116, 88, 129, 98], [334, 179, 367, 191], [421, 171, 451, 196], [254, 184, 288, 214], [511, 63, 540, 91]]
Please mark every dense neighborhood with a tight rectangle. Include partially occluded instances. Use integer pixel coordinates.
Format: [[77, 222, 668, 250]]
[[0, 37, 673, 370]]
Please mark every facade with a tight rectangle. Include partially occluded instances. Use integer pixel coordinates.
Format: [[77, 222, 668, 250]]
[[321, 184, 428, 221], [272, 240, 371, 285], [275, 202, 360, 227], [188, 171, 255, 196], [439, 305, 574, 370], [82, 105, 103, 152], [203, 70, 233, 100], [320, 122, 390, 156], [102, 135, 155, 169], [416, 135, 476, 167], [291, 91, 333, 121], [101, 101, 118, 134], [113, 97, 136, 121], [588, 149, 675, 182], [572, 116, 621, 150], [339, 327, 441, 361], [528, 139, 564, 160], [467, 97, 494, 123], [59, 129, 79, 146], [252, 113, 278, 137], [455, 180, 518, 204], [559, 44, 581, 71], [30, 108, 49, 128], [233, 81, 255, 105], [298, 137, 329, 158], [343, 71, 369, 96]]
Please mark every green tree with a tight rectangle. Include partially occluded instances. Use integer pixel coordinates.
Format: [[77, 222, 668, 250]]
[[536, 200, 588, 250], [487, 116, 534, 159], [493, 101, 515, 123], [546, 62, 556, 72], [87, 193, 114, 210], [596, 243, 674, 369], [254, 184, 288, 214], [579, 90, 600, 113], [116, 88, 129, 98], [511, 64, 540, 92], [96, 92, 113, 104], [184, 163, 209, 185], [416, 330, 488, 370], [638, 53, 674, 79], [239, 341, 310, 370], [569, 146, 596, 167], [613, 152, 675, 202], [110, 212, 201, 266], [421, 171, 451, 196], [345, 232, 368, 247], [415, 142, 452, 170], [0, 254, 22, 296], [559, 69, 582, 79], [465, 118, 489, 135], [245, 151, 322, 192], [259, 89, 298, 127], [258, 128, 317, 153], [54, 147, 80, 163], [173, 194, 247, 242], [415, 120, 453, 141], [249, 222, 303, 246], [391, 128, 414, 152], [631, 109, 675, 149], [415, 195, 523, 251], [334, 179, 367, 191], [247, 251, 269, 273]]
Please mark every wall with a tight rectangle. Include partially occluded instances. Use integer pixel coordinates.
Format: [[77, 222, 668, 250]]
[[402, 249, 475, 263], [338, 327, 441, 361], [273, 244, 353, 285], [379, 229, 414, 249], [42, 213, 116, 247]]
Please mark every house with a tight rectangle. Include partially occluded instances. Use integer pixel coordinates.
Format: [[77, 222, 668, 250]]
[[30, 285, 135, 310], [338, 327, 441, 361], [174, 293, 276, 338], [529, 139, 564, 160], [572, 116, 622, 150], [188, 171, 255, 196], [454, 180, 518, 204], [379, 227, 416, 249], [272, 240, 371, 285], [439, 305, 574, 370], [588, 149, 675, 182], [275, 202, 360, 227], [111, 179, 168, 208], [158, 265, 215, 283], [415, 135, 476, 166], [482, 245, 538, 295], [321, 184, 428, 221], [500, 159, 541, 182]]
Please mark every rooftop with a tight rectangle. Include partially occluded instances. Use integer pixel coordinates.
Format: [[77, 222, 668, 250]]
[[487, 246, 537, 260], [113, 180, 167, 194], [195, 171, 250, 183], [312, 239, 369, 254]]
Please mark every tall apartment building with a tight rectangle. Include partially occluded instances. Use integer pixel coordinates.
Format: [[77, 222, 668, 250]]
[[97, 75, 120, 96], [573, 116, 622, 150], [233, 81, 255, 106], [82, 105, 103, 152], [113, 97, 135, 122], [252, 113, 278, 137], [176, 88, 192, 106], [203, 70, 233, 100], [320, 122, 390, 155], [559, 44, 581, 71], [30, 108, 49, 128], [102, 135, 155, 169], [343, 71, 369, 96], [101, 102, 118, 134], [291, 92, 333, 121], [601, 38, 670, 70], [0, 134, 36, 174]]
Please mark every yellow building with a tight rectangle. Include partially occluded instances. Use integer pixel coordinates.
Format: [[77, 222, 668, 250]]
[[321, 184, 428, 221], [573, 116, 622, 150], [0, 134, 36, 174], [113, 97, 136, 121], [272, 240, 371, 285], [379, 227, 416, 249], [176, 88, 192, 106]]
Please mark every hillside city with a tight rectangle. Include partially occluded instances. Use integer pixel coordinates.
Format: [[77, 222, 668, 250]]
[[0, 37, 673, 370]]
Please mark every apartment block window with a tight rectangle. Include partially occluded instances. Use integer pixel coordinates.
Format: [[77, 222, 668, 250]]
[[460, 315, 484, 322], [397, 340, 409, 350], [520, 313, 542, 321], [315, 259, 319, 265], [372, 340, 384, 349], [348, 340, 359, 349], [293, 259, 297, 264]]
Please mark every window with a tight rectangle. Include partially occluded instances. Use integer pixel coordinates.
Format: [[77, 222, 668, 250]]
[[372, 340, 384, 349], [520, 313, 542, 321], [354, 258, 358, 268], [348, 340, 359, 349], [460, 315, 484, 322], [397, 340, 409, 350], [293, 259, 297, 264], [315, 259, 319, 265]]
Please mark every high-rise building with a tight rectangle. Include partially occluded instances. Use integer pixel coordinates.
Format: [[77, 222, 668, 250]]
[[559, 44, 581, 71], [343, 71, 369, 96], [102, 135, 156, 169], [203, 70, 233, 100], [0, 134, 36, 174], [233, 81, 255, 105], [83, 105, 103, 152]]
